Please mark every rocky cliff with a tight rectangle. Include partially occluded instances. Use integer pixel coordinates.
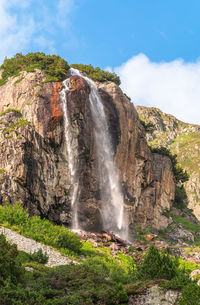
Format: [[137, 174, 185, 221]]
[[136, 106, 200, 219], [0, 71, 175, 233]]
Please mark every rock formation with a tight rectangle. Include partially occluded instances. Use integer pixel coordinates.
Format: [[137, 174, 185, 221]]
[[136, 106, 200, 220], [0, 70, 175, 233]]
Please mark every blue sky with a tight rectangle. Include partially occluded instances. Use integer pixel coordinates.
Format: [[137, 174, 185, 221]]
[[1, 0, 200, 123]]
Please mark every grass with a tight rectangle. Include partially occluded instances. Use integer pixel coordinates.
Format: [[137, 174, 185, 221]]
[[171, 133, 200, 174], [13, 76, 24, 85], [171, 214, 200, 236], [0, 202, 82, 256], [0, 108, 22, 117]]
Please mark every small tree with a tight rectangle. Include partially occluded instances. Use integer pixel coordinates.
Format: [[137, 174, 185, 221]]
[[137, 245, 179, 280]]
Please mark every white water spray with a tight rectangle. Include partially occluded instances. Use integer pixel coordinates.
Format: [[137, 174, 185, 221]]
[[70, 68, 127, 238], [60, 79, 79, 230]]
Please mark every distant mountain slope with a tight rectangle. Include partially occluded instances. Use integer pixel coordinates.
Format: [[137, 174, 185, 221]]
[[136, 106, 200, 219]]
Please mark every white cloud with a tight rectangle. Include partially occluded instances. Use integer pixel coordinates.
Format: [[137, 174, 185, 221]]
[[115, 54, 200, 124], [0, 0, 36, 63], [0, 0, 76, 64], [57, 0, 76, 27]]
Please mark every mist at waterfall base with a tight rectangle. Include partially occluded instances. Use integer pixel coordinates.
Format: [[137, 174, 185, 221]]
[[60, 68, 128, 240]]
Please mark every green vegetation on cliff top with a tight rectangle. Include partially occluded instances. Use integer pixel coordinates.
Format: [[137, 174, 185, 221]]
[[70, 63, 121, 85], [0, 52, 70, 85], [0, 52, 121, 86]]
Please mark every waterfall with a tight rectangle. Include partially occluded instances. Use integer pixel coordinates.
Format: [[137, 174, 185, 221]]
[[70, 68, 127, 238], [60, 79, 79, 230], [60, 68, 128, 238]]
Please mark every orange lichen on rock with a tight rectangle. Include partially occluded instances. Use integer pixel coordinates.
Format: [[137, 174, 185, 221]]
[[70, 75, 89, 92], [49, 82, 63, 131]]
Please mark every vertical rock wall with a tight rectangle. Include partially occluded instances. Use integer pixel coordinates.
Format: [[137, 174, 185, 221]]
[[0, 71, 175, 232]]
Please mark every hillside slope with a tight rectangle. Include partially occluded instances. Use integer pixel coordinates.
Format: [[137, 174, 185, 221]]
[[136, 106, 200, 219]]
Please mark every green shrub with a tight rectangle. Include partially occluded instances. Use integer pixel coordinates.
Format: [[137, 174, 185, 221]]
[[174, 185, 187, 208], [0, 202, 82, 254], [137, 245, 179, 281], [0, 52, 69, 85], [162, 271, 192, 290], [70, 63, 121, 85], [56, 231, 82, 253], [140, 119, 155, 132], [0, 284, 46, 305], [0, 201, 29, 226], [179, 283, 200, 305], [29, 262, 128, 305], [0, 234, 24, 285], [10, 118, 30, 128], [0, 108, 22, 117], [31, 249, 49, 264]]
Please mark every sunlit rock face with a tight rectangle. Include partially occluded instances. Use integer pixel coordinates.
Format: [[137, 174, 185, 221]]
[[136, 105, 200, 221], [0, 70, 175, 233]]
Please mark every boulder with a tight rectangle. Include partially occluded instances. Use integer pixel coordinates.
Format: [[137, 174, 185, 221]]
[[168, 224, 194, 243]]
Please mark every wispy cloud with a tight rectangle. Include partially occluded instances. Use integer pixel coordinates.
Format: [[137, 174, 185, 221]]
[[114, 54, 200, 124], [0, 0, 77, 64], [0, 0, 35, 62], [57, 0, 75, 26]]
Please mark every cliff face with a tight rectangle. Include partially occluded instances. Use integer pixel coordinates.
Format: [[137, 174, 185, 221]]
[[0, 71, 175, 232], [136, 106, 200, 219]]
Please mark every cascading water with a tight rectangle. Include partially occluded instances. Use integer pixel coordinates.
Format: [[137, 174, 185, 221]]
[[69, 68, 128, 238], [60, 79, 79, 230]]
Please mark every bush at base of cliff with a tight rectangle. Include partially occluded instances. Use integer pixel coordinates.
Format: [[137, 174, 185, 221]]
[[0, 202, 82, 254], [0, 52, 70, 85], [137, 245, 179, 281], [70, 63, 121, 85]]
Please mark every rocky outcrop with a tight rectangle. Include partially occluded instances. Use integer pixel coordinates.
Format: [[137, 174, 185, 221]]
[[0, 71, 175, 233], [128, 285, 181, 305], [136, 106, 200, 147], [136, 106, 200, 220]]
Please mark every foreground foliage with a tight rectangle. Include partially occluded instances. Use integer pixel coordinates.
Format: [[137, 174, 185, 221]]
[[1, 203, 200, 304], [70, 63, 121, 85], [0, 233, 128, 305], [0, 234, 24, 286], [0, 52, 70, 85]]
